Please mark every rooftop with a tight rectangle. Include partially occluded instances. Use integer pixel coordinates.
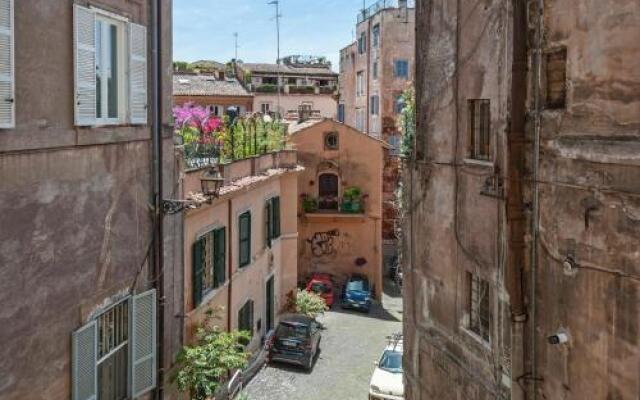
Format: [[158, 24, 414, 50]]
[[239, 62, 338, 77], [173, 74, 251, 97]]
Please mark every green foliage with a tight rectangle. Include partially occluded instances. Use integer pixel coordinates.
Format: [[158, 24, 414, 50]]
[[173, 61, 191, 72], [398, 87, 416, 158], [343, 186, 362, 201], [301, 196, 318, 213], [255, 84, 278, 93], [172, 309, 251, 400], [288, 289, 328, 319], [221, 116, 286, 162]]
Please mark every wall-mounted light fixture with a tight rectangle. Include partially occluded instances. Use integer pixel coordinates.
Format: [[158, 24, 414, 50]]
[[163, 166, 225, 215]]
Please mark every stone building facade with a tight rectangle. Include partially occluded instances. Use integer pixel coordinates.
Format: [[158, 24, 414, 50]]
[[339, 0, 415, 264], [404, 1, 640, 400], [0, 1, 178, 400]]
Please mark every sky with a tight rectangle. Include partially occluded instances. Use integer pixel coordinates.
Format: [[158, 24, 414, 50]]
[[173, 0, 369, 71]]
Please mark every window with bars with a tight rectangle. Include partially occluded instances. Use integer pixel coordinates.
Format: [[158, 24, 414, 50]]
[[318, 173, 339, 210], [467, 273, 491, 342], [265, 196, 281, 248], [96, 300, 129, 400], [192, 227, 226, 307], [238, 299, 254, 336], [468, 99, 491, 161], [239, 211, 252, 267]]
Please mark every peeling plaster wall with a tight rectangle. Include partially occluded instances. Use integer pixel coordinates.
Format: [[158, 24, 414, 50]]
[[0, 1, 178, 399]]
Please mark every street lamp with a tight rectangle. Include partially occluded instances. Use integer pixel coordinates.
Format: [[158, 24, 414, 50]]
[[200, 166, 225, 197]]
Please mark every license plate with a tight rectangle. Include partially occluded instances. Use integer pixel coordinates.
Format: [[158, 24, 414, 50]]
[[282, 340, 297, 347]]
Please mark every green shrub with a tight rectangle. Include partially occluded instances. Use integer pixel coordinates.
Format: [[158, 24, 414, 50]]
[[288, 289, 328, 319]]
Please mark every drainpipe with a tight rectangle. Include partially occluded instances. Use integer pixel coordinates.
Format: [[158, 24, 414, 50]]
[[150, 0, 164, 398], [530, 0, 544, 397], [366, 16, 371, 135]]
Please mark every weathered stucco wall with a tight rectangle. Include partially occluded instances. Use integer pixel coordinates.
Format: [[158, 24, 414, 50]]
[[291, 120, 385, 298], [0, 1, 177, 399]]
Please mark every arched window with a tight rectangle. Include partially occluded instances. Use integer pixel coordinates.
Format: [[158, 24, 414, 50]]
[[318, 173, 339, 210]]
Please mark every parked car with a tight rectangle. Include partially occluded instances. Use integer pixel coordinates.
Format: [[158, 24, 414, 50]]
[[305, 273, 335, 307], [369, 334, 404, 400], [268, 314, 322, 371], [341, 273, 372, 312]]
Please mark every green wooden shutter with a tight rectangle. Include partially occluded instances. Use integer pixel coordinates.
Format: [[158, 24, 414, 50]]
[[131, 289, 157, 398], [213, 228, 226, 287], [273, 197, 281, 238], [239, 212, 251, 267], [192, 238, 204, 307], [265, 199, 272, 247]]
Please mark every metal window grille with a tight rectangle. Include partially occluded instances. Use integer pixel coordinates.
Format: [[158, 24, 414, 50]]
[[469, 273, 491, 342], [96, 299, 129, 400], [468, 99, 491, 161]]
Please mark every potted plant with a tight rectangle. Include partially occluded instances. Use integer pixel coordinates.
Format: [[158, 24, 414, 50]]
[[301, 194, 318, 213], [342, 186, 363, 213]]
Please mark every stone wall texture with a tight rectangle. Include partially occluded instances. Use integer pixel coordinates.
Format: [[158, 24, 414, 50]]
[[405, 0, 640, 399]]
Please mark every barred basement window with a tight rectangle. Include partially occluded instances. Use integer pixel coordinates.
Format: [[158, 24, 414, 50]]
[[238, 299, 254, 336], [546, 48, 567, 109], [467, 272, 491, 342], [468, 99, 491, 161]]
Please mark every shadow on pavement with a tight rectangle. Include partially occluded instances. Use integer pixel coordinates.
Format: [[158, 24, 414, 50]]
[[382, 277, 402, 298], [328, 302, 401, 322]]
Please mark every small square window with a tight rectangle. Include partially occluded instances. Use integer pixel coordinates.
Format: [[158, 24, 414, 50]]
[[324, 131, 339, 150]]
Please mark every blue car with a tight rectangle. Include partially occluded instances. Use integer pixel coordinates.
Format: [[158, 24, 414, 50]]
[[341, 274, 372, 312]]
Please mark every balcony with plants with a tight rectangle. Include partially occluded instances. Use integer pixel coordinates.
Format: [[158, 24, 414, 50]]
[[300, 186, 367, 218], [173, 103, 287, 170]]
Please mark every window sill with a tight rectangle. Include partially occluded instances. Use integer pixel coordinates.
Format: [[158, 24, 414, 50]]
[[303, 212, 367, 222], [460, 326, 492, 351], [462, 158, 494, 169], [189, 281, 230, 315]]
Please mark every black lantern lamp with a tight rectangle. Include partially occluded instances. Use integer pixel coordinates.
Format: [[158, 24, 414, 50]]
[[200, 166, 225, 198]]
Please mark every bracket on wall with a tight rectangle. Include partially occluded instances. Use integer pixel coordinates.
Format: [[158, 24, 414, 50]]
[[480, 174, 505, 199]]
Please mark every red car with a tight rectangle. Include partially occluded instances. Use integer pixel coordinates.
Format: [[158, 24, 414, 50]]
[[305, 273, 335, 307]]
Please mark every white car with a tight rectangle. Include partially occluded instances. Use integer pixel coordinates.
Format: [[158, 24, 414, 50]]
[[369, 334, 404, 400]]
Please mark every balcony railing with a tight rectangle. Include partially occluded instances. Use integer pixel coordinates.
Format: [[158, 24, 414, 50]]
[[301, 196, 366, 215], [357, 0, 415, 23], [247, 83, 337, 95]]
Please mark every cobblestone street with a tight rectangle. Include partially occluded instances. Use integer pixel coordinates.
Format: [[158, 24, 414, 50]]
[[243, 279, 403, 400]]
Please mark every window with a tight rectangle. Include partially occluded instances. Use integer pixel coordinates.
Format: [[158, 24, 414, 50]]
[[545, 48, 567, 109], [238, 211, 251, 267], [337, 103, 345, 123], [288, 77, 297, 85], [467, 273, 491, 342], [373, 61, 378, 80], [356, 71, 365, 97], [0, 0, 15, 129], [356, 108, 365, 131], [324, 131, 339, 150], [395, 94, 404, 114], [372, 24, 380, 48], [192, 227, 226, 307], [265, 196, 281, 248], [394, 59, 409, 79], [318, 173, 339, 210], [207, 105, 221, 116], [370, 95, 380, 116], [74, 5, 147, 126], [261, 103, 271, 114], [238, 299, 254, 336], [468, 99, 491, 161], [388, 135, 401, 156], [358, 32, 367, 54], [72, 290, 157, 400]]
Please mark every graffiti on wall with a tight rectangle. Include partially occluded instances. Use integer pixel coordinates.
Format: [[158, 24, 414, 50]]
[[307, 229, 340, 257]]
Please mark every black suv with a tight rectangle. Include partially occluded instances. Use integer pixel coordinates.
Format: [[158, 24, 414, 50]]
[[268, 314, 322, 371]]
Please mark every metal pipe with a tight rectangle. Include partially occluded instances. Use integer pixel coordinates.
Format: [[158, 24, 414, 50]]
[[227, 198, 233, 332], [150, 0, 164, 398]]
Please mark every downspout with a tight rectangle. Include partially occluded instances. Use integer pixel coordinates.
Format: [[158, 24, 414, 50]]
[[227, 199, 233, 332], [150, 0, 164, 398], [366, 17, 371, 135], [530, 0, 544, 397]]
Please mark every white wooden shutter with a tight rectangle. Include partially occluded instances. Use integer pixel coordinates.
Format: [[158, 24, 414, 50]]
[[0, 0, 14, 128], [131, 289, 157, 398], [128, 23, 147, 124], [72, 320, 97, 400], [73, 5, 96, 126]]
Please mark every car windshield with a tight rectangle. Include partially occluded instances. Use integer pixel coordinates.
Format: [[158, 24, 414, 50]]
[[276, 322, 309, 340], [378, 350, 402, 373], [346, 279, 369, 292], [311, 282, 329, 293]]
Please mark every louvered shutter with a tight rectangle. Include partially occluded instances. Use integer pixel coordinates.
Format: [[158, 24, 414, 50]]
[[214, 228, 226, 287], [128, 23, 147, 124], [0, 0, 14, 128], [131, 289, 157, 398], [192, 238, 204, 306], [73, 5, 96, 126], [265, 200, 272, 247], [72, 321, 97, 400], [273, 197, 281, 238]]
